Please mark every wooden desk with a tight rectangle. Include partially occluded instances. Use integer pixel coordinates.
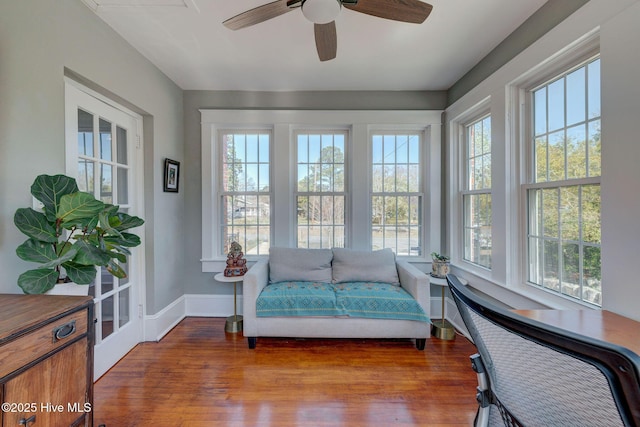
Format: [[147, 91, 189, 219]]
[[515, 309, 640, 356]]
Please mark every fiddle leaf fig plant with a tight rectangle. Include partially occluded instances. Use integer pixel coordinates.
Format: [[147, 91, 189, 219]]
[[14, 174, 144, 294]]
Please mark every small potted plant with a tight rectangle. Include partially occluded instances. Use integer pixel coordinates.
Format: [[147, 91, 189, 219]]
[[14, 174, 144, 294], [430, 252, 450, 278]]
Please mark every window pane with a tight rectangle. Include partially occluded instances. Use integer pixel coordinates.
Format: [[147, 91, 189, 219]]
[[566, 124, 586, 179], [566, 67, 586, 126], [116, 126, 128, 165], [588, 59, 601, 119], [548, 78, 565, 132], [117, 167, 129, 205], [534, 88, 547, 136], [535, 136, 548, 183], [101, 164, 113, 204], [99, 118, 112, 161], [296, 132, 347, 249], [560, 186, 579, 241], [220, 131, 271, 256], [77, 159, 94, 193], [78, 109, 94, 157], [588, 120, 601, 177], [119, 287, 130, 328], [582, 185, 601, 244], [463, 116, 492, 268], [102, 295, 114, 340], [527, 57, 601, 305], [548, 130, 565, 181]]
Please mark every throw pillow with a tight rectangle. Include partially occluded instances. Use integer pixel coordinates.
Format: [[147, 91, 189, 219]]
[[268, 247, 333, 283], [331, 248, 400, 285]]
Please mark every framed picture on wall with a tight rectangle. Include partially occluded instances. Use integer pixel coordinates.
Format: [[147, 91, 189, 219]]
[[163, 158, 180, 192]]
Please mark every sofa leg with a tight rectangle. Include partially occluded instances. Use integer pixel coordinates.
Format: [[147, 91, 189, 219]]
[[248, 337, 257, 349], [416, 338, 426, 351]]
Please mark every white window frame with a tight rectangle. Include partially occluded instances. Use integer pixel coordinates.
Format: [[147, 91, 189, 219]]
[[201, 110, 442, 272], [370, 131, 425, 257], [522, 56, 601, 306], [449, 97, 495, 280], [463, 113, 492, 270], [217, 129, 273, 256], [509, 31, 601, 306], [294, 129, 348, 249]]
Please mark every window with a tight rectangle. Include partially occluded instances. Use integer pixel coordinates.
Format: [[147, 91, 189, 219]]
[[219, 131, 271, 255], [371, 133, 422, 256], [526, 57, 601, 305], [463, 115, 492, 269], [200, 110, 442, 271], [295, 131, 346, 248]]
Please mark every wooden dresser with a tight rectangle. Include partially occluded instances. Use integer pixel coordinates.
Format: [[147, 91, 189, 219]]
[[0, 294, 94, 427]]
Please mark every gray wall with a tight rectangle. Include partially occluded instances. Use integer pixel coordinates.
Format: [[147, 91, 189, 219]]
[[0, 0, 184, 315]]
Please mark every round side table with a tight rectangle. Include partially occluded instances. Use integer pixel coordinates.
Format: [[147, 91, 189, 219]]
[[214, 273, 244, 333], [429, 275, 456, 340]]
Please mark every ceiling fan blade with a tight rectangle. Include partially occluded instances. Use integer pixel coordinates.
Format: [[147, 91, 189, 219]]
[[344, 0, 433, 24], [223, 0, 294, 30], [314, 21, 337, 62]]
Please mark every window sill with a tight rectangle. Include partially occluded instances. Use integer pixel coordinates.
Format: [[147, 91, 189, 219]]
[[451, 265, 597, 311]]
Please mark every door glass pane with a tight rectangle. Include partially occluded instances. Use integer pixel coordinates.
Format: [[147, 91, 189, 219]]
[[101, 266, 114, 295], [99, 119, 112, 161], [117, 167, 129, 204], [116, 126, 128, 165], [102, 295, 114, 340], [119, 287, 130, 328], [77, 159, 94, 193], [78, 109, 94, 157], [101, 164, 113, 203]]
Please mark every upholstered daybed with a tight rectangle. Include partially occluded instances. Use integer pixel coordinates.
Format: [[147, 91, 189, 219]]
[[242, 247, 431, 350]]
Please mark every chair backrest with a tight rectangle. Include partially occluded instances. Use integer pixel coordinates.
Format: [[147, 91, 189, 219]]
[[446, 274, 640, 427]]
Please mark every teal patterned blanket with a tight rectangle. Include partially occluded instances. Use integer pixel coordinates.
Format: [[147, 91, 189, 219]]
[[256, 281, 429, 323]]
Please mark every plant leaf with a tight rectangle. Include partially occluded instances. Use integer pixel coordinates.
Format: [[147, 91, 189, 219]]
[[72, 240, 112, 266], [30, 174, 79, 222], [112, 213, 145, 232], [16, 239, 57, 263], [106, 260, 127, 279], [104, 233, 141, 248], [59, 192, 105, 224], [18, 269, 59, 294], [14, 208, 58, 242], [63, 262, 97, 285]]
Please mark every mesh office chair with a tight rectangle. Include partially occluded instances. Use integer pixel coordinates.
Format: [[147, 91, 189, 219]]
[[446, 274, 640, 427]]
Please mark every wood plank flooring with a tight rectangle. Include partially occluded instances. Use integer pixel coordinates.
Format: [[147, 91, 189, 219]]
[[93, 317, 479, 427]]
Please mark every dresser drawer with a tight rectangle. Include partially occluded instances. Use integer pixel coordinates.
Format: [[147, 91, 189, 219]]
[[0, 308, 89, 379]]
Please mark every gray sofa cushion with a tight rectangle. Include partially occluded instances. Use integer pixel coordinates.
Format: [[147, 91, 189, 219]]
[[332, 248, 400, 285], [268, 247, 333, 283]]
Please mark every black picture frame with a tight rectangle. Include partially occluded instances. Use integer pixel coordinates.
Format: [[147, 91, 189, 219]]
[[163, 158, 180, 192]]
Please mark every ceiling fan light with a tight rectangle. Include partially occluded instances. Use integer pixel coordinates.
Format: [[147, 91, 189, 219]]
[[302, 0, 341, 24]]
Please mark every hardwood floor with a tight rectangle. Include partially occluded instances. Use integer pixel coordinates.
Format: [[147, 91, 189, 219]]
[[94, 317, 479, 426]]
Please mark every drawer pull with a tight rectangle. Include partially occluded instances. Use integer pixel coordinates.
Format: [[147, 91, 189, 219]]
[[19, 415, 36, 425], [52, 320, 76, 342]]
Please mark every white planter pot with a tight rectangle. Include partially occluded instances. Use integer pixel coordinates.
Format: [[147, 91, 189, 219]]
[[46, 282, 90, 296], [431, 260, 450, 278]]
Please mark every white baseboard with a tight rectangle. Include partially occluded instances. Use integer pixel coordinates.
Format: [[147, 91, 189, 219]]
[[143, 296, 186, 342], [143, 294, 241, 341]]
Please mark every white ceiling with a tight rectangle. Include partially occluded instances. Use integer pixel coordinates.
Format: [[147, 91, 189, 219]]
[[82, 0, 548, 91]]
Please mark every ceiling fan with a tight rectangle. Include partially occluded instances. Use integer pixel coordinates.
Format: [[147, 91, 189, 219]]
[[223, 0, 433, 62]]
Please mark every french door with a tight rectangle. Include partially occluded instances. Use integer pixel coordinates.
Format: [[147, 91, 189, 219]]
[[65, 81, 145, 379]]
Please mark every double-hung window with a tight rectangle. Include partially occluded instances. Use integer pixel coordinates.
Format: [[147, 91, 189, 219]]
[[295, 131, 346, 248], [463, 115, 492, 269], [525, 57, 601, 305], [371, 133, 422, 256], [219, 130, 271, 255]]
